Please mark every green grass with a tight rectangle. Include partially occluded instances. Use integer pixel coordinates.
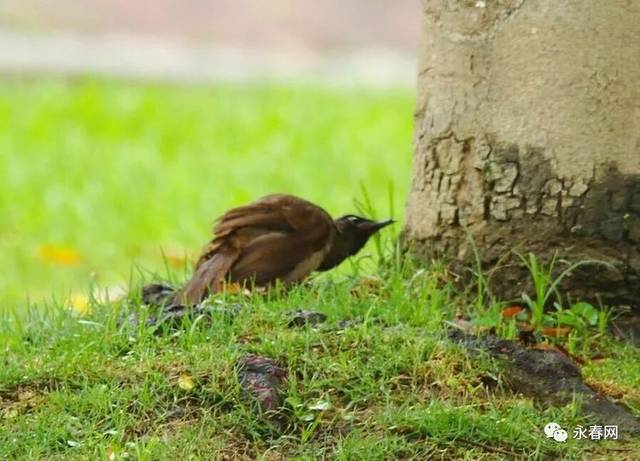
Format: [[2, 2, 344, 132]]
[[0, 78, 412, 308], [2, 263, 638, 459]]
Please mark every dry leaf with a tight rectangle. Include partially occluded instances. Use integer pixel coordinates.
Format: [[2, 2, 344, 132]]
[[37, 244, 82, 266], [502, 306, 523, 318]]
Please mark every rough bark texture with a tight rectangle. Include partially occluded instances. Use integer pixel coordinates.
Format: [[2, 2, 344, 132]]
[[405, 0, 640, 306]]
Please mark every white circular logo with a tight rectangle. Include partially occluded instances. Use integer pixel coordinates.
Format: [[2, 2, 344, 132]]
[[544, 422, 561, 438], [553, 429, 568, 442]]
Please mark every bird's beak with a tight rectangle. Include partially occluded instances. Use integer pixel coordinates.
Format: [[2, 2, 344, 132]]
[[364, 219, 395, 232]]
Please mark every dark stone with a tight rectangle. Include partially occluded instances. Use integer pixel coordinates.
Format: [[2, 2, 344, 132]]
[[449, 330, 640, 436], [141, 283, 176, 306], [155, 303, 192, 326], [236, 354, 286, 413], [287, 310, 327, 327]]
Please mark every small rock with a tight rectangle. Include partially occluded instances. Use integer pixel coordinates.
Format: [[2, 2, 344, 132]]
[[236, 354, 286, 413], [287, 310, 327, 327], [141, 283, 176, 306]]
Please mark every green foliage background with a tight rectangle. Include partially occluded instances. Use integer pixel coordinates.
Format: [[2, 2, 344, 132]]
[[0, 80, 413, 307]]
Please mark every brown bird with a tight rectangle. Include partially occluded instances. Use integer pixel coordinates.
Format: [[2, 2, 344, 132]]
[[174, 194, 393, 305]]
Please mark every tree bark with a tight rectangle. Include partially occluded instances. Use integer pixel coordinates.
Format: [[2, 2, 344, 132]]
[[405, 0, 640, 306]]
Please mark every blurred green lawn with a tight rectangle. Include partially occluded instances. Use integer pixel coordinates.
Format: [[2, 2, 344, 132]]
[[0, 79, 413, 308]]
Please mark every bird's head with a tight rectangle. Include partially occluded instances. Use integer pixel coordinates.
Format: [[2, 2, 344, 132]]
[[317, 215, 394, 271]]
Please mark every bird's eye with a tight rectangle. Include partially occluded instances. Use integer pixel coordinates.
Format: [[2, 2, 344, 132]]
[[347, 216, 360, 222]]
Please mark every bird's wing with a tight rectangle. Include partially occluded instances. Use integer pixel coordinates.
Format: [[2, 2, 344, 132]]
[[213, 194, 330, 236], [196, 194, 333, 267], [228, 230, 328, 286], [212, 195, 295, 238], [178, 194, 334, 304]]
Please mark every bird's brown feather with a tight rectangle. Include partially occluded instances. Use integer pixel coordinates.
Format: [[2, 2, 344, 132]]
[[175, 194, 335, 304], [178, 244, 240, 304]]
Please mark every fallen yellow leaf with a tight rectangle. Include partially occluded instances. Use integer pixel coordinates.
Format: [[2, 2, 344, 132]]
[[177, 374, 195, 391], [38, 244, 82, 266]]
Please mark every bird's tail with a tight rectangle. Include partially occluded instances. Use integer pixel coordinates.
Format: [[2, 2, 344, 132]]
[[173, 246, 240, 305]]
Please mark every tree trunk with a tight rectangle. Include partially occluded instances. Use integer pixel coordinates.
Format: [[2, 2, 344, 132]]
[[405, 0, 640, 306]]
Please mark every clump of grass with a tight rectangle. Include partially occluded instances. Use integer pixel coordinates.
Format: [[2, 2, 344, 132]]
[[515, 252, 598, 332], [464, 247, 620, 356]]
